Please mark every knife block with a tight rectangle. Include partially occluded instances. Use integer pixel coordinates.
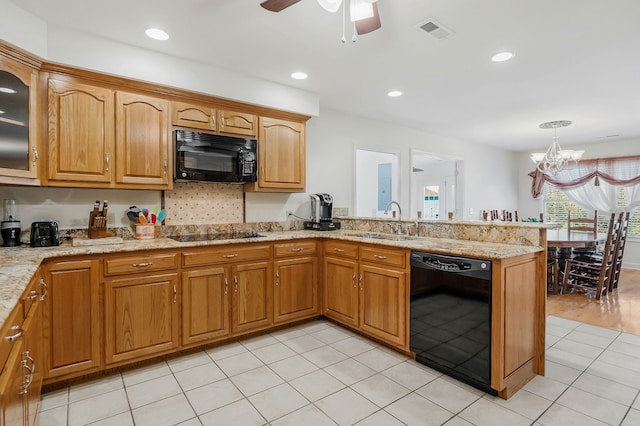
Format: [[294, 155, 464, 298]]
[[88, 211, 107, 239]]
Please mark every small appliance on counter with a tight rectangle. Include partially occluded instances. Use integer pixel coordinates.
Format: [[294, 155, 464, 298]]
[[30, 221, 60, 247], [1, 199, 21, 247], [304, 193, 340, 231]]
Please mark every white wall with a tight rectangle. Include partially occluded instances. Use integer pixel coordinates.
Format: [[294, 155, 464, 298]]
[[0, 0, 47, 57], [516, 137, 640, 269], [245, 108, 520, 223]]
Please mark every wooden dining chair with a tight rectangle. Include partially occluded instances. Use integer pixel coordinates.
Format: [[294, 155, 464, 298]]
[[609, 212, 630, 292], [562, 212, 620, 300], [547, 247, 559, 294], [568, 210, 598, 258]]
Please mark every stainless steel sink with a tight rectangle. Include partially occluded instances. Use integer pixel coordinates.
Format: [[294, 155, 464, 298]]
[[352, 232, 407, 241]]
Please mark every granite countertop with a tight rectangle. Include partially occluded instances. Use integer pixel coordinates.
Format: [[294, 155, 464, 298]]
[[0, 230, 543, 328]]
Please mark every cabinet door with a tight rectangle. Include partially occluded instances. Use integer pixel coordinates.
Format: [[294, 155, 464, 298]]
[[115, 91, 170, 187], [323, 256, 359, 327], [218, 109, 257, 137], [255, 117, 305, 190], [274, 257, 319, 324], [42, 259, 101, 379], [105, 273, 179, 364], [22, 299, 42, 426], [0, 54, 39, 182], [0, 340, 26, 426], [172, 100, 216, 131], [231, 262, 273, 335], [182, 267, 230, 346], [47, 79, 114, 184], [359, 264, 407, 348]]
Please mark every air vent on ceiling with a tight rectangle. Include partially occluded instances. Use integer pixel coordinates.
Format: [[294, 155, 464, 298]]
[[418, 18, 454, 40]]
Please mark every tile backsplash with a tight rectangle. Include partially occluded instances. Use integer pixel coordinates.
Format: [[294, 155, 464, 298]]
[[164, 182, 243, 225]]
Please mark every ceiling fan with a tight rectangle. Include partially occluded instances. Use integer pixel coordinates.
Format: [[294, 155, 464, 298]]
[[260, 0, 382, 36]]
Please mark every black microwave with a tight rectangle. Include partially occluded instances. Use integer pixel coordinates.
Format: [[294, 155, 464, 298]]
[[174, 130, 257, 183]]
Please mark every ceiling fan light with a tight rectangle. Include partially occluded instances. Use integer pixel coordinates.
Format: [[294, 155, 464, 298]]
[[317, 0, 342, 13], [530, 153, 545, 163], [350, 0, 374, 21]]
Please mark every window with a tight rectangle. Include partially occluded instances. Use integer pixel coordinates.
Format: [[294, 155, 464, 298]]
[[544, 186, 640, 237]]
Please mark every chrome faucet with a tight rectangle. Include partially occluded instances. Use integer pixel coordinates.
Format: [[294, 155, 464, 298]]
[[384, 201, 402, 221]]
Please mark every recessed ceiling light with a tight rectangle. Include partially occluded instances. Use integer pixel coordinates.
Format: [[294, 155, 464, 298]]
[[0, 87, 17, 94], [291, 72, 308, 80], [0, 110, 5, 114], [491, 51, 514, 62], [145, 28, 169, 41], [388, 90, 403, 97]]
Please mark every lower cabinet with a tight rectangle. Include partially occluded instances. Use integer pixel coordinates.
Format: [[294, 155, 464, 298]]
[[181, 267, 230, 347], [323, 241, 409, 349], [0, 272, 45, 426], [273, 240, 319, 324], [104, 273, 179, 365], [231, 262, 273, 334], [42, 259, 101, 379]]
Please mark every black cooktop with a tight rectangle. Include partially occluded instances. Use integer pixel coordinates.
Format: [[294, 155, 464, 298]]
[[168, 232, 264, 242]]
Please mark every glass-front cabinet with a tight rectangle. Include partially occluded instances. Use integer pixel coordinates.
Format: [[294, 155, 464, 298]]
[[0, 52, 39, 182]]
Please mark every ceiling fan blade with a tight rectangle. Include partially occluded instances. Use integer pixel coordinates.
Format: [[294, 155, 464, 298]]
[[260, 0, 303, 12], [355, 2, 381, 35]]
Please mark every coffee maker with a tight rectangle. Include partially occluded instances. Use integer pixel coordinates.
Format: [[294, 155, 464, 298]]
[[1, 199, 21, 247], [304, 193, 340, 231]]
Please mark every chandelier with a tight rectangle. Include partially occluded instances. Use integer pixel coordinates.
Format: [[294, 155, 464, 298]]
[[530, 120, 584, 175]]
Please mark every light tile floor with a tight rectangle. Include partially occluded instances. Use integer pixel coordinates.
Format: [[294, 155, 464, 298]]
[[38, 316, 640, 425]]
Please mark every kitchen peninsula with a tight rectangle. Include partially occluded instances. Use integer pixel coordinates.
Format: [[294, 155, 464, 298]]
[[0, 219, 549, 407]]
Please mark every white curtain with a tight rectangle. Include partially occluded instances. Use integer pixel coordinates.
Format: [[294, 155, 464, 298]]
[[534, 156, 640, 215]]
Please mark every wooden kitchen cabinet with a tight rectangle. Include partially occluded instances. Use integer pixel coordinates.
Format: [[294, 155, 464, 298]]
[[46, 77, 171, 189], [42, 259, 101, 380], [182, 244, 273, 337], [323, 242, 359, 327], [245, 116, 306, 192], [47, 78, 114, 184], [0, 51, 40, 185], [0, 272, 44, 426], [491, 253, 544, 399], [273, 240, 319, 324], [115, 91, 171, 187], [104, 273, 179, 365], [181, 267, 230, 347], [323, 241, 409, 349], [103, 252, 179, 364], [172, 101, 257, 137]]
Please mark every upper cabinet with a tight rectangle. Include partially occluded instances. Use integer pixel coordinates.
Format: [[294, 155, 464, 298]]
[[115, 91, 170, 186], [172, 101, 257, 137], [47, 79, 114, 184], [245, 117, 306, 192], [0, 53, 39, 184], [46, 76, 171, 189]]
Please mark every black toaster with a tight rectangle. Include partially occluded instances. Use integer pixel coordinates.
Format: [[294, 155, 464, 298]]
[[30, 221, 60, 247]]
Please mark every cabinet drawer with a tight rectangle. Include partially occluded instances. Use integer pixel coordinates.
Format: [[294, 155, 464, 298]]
[[0, 303, 24, 371], [324, 241, 358, 259], [183, 244, 272, 267], [274, 240, 317, 258], [104, 252, 179, 276], [360, 246, 406, 268]]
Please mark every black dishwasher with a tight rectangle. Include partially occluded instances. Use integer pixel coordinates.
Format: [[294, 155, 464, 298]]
[[410, 251, 495, 394]]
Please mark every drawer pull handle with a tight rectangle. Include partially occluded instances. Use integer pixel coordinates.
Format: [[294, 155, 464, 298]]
[[374, 255, 388, 259], [276, 271, 280, 286], [224, 277, 229, 295], [39, 279, 48, 301], [334, 248, 345, 253], [5, 325, 24, 342], [223, 254, 238, 258], [290, 248, 304, 252], [132, 262, 154, 267], [352, 272, 356, 288], [359, 274, 363, 290], [173, 285, 177, 303], [27, 290, 39, 301], [234, 276, 238, 293]]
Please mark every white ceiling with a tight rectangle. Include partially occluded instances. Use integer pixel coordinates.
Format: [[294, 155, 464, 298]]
[[11, 0, 640, 152]]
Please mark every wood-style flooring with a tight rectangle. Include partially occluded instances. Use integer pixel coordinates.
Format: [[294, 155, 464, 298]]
[[547, 268, 640, 335]]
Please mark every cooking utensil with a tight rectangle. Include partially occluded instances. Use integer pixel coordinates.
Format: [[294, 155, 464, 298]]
[[138, 212, 148, 224], [126, 211, 139, 222], [156, 210, 166, 223]]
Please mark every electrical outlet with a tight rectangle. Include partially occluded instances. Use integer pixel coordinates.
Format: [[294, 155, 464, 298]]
[[469, 208, 474, 216]]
